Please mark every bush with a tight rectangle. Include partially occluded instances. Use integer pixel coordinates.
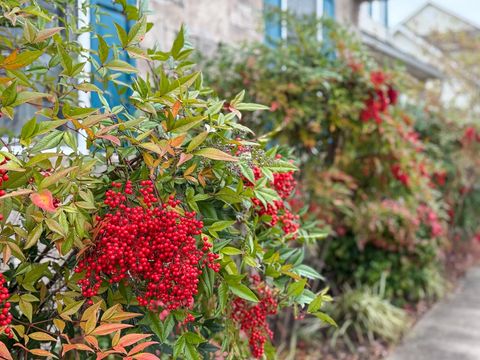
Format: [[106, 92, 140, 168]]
[[0, 2, 330, 359], [204, 14, 448, 310]]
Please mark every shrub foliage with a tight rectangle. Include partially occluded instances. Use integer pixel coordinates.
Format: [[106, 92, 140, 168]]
[[0, 1, 330, 359]]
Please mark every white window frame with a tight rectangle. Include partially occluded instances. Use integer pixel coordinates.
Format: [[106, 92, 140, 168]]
[[280, 0, 325, 41], [1, 0, 91, 155], [77, 0, 91, 154]]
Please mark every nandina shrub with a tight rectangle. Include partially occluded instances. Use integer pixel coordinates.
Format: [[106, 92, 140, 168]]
[[205, 12, 450, 346], [0, 1, 331, 359]]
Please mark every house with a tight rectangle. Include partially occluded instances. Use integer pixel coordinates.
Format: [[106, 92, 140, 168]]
[[0, 0, 443, 137], [392, 2, 480, 118]]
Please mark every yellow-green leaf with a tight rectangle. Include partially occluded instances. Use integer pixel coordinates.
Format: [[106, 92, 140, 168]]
[[28, 332, 57, 342], [194, 148, 237, 162]]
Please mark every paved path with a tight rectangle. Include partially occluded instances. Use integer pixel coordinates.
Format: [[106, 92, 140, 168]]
[[388, 267, 480, 360]]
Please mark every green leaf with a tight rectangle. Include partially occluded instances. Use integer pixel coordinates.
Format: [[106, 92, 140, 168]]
[[171, 25, 185, 58], [105, 59, 138, 73], [30, 131, 64, 152], [228, 283, 259, 303], [115, 23, 128, 48], [265, 160, 298, 172], [74, 82, 103, 93], [20, 117, 39, 143], [253, 187, 280, 208], [185, 342, 201, 360], [209, 220, 235, 232], [61, 300, 85, 317], [235, 103, 269, 111], [40, 166, 78, 189], [186, 131, 208, 153], [45, 218, 66, 237], [127, 16, 147, 46], [308, 295, 324, 313], [287, 278, 307, 298], [19, 299, 33, 322], [23, 262, 49, 287], [24, 224, 43, 249], [25, 153, 62, 167], [173, 335, 186, 358], [216, 187, 242, 204], [293, 264, 324, 280], [205, 100, 224, 116], [21, 294, 39, 302], [313, 312, 337, 327], [220, 247, 243, 256], [217, 282, 228, 314], [239, 163, 255, 184], [230, 90, 245, 107], [97, 35, 109, 64]]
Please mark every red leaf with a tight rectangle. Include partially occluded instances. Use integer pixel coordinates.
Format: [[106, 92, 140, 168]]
[[90, 323, 133, 336], [30, 190, 56, 212], [97, 135, 121, 146], [62, 343, 94, 356], [127, 341, 158, 356]]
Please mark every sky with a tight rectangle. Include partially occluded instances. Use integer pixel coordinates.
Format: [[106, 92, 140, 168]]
[[389, 0, 480, 27]]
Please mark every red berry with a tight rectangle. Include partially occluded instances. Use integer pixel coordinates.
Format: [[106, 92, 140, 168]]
[[76, 181, 219, 311]]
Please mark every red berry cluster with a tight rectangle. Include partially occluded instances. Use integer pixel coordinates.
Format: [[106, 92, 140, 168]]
[[249, 164, 300, 237], [0, 274, 12, 338], [231, 276, 278, 358], [462, 126, 480, 144], [433, 171, 447, 186], [360, 71, 398, 124], [417, 204, 444, 238], [75, 181, 219, 310], [272, 170, 296, 200], [0, 157, 9, 198], [390, 163, 409, 187]]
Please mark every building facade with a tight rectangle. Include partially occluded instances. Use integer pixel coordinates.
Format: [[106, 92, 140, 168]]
[[393, 2, 480, 118], [0, 0, 444, 136]]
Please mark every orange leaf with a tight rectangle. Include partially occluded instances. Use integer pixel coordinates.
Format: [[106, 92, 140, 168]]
[[29, 349, 56, 358], [90, 323, 133, 336], [0, 341, 13, 360], [169, 134, 186, 148], [96, 350, 123, 360], [2, 245, 11, 265], [2, 50, 17, 67], [62, 343, 94, 356], [171, 100, 181, 118], [30, 190, 56, 212], [118, 334, 152, 348], [132, 353, 161, 360], [84, 335, 99, 349], [127, 341, 158, 356]]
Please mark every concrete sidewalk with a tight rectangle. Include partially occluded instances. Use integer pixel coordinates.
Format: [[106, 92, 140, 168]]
[[388, 267, 480, 360]]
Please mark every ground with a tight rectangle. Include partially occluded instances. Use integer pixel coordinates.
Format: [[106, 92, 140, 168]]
[[388, 266, 480, 360]]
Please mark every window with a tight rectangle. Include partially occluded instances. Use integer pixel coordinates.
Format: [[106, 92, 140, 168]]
[[264, 0, 335, 42], [0, 0, 60, 137], [365, 0, 388, 27], [90, 0, 136, 109]]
